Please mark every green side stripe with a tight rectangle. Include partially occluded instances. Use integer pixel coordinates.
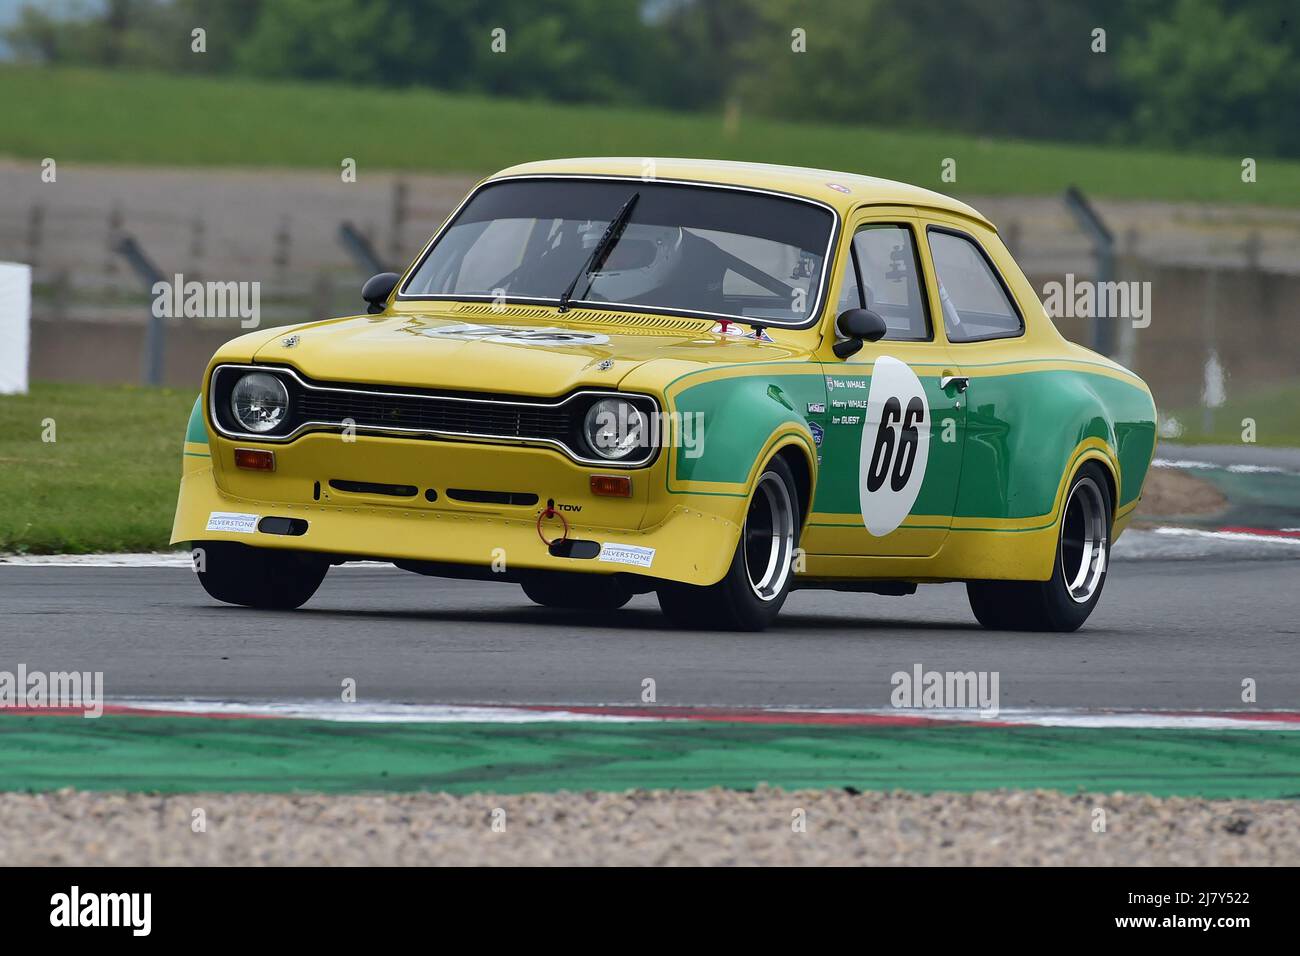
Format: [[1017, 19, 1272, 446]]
[[3, 716, 1298, 799], [184, 395, 208, 445]]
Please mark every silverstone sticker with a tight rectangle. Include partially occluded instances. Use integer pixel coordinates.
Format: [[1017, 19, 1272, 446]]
[[205, 511, 260, 534], [858, 356, 930, 536], [419, 322, 609, 347], [598, 542, 656, 568], [809, 421, 825, 446]]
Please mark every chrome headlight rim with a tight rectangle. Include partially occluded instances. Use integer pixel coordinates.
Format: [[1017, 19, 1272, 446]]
[[583, 396, 652, 462], [228, 371, 291, 435]]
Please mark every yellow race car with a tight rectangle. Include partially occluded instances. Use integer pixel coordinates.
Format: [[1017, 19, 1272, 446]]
[[173, 158, 1156, 631]]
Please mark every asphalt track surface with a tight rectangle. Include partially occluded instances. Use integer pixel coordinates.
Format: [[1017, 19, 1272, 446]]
[[2, 554, 1297, 712]]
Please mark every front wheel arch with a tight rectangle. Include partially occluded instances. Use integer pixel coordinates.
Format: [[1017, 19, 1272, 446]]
[[771, 440, 814, 532]]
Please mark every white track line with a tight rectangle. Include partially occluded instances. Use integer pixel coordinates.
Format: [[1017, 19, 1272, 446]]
[[1152, 526, 1300, 547], [1153, 457, 1297, 476], [108, 700, 1300, 730], [114, 700, 658, 723], [0, 553, 390, 567]]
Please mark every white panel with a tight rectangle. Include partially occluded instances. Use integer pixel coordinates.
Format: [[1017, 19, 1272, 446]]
[[0, 262, 32, 395]]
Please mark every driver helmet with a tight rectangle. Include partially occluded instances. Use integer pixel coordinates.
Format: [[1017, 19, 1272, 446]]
[[587, 223, 685, 302]]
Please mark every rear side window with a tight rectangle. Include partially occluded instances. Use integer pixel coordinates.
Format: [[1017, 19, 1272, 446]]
[[834, 224, 930, 341], [927, 229, 1023, 342]]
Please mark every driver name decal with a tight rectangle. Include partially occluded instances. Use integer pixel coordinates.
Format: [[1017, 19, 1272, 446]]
[[858, 355, 930, 536]]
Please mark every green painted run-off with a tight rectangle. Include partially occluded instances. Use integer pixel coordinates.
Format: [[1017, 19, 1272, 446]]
[[2, 716, 1299, 798]]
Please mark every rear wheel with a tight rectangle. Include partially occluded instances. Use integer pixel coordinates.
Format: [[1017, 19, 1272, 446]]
[[521, 574, 631, 611], [657, 455, 801, 631], [194, 541, 328, 610], [966, 462, 1112, 632]]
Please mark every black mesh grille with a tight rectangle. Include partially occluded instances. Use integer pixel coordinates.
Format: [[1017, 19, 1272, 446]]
[[296, 390, 573, 442]]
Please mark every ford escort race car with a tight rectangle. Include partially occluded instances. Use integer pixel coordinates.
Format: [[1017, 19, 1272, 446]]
[[173, 158, 1156, 631]]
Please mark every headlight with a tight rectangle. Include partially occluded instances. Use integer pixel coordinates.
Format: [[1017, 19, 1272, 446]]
[[583, 398, 650, 460], [229, 372, 289, 434]]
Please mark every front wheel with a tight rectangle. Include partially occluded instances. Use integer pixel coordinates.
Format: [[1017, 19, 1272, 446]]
[[194, 541, 328, 610], [966, 461, 1112, 632], [657, 455, 801, 631]]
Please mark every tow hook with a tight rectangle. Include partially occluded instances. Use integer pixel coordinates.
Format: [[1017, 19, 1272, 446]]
[[536, 497, 569, 546]]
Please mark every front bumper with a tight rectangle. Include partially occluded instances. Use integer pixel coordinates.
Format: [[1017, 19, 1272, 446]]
[[171, 456, 741, 587]]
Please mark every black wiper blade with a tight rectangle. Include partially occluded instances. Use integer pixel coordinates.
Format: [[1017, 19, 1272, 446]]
[[557, 191, 640, 313]]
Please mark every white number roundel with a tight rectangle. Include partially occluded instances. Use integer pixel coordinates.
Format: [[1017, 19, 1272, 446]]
[[858, 355, 930, 536], [420, 322, 610, 347]]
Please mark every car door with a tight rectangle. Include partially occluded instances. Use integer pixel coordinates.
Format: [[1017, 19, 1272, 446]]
[[804, 212, 968, 558]]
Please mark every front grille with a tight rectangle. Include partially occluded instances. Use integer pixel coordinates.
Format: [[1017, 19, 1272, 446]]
[[297, 390, 573, 443], [209, 365, 660, 467]]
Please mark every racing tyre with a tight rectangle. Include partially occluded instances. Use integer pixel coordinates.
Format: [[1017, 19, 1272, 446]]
[[194, 540, 328, 610], [966, 462, 1112, 632], [521, 574, 631, 611], [657, 455, 801, 631]]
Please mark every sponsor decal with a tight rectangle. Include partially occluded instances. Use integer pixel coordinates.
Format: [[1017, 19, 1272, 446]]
[[807, 401, 826, 414], [598, 542, 655, 568], [808, 421, 825, 446], [858, 356, 930, 536], [825, 182, 852, 194], [281, 334, 299, 348], [205, 511, 259, 534], [419, 322, 610, 347]]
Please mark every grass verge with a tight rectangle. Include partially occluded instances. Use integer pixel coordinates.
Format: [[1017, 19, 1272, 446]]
[[1165, 382, 1300, 447], [3, 66, 1299, 205], [0, 382, 192, 553]]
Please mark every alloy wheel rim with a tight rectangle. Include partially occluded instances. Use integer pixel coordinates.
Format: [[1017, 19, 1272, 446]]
[[743, 473, 795, 601], [1060, 476, 1108, 604]]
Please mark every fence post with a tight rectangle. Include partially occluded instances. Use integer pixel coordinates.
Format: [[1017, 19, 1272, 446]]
[[113, 234, 167, 387], [1063, 186, 1116, 358], [26, 204, 44, 270], [390, 179, 408, 262], [338, 221, 388, 277]]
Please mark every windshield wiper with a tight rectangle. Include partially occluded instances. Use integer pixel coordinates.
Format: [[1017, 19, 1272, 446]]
[[556, 192, 640, 313]]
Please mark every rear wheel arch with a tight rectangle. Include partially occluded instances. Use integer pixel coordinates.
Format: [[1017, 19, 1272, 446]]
[[1063, 450, 1118, 531]]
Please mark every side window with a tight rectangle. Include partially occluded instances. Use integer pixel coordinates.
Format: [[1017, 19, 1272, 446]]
[[835, 247, 861, 315], [927, 229, 1023, 342], [835, 224, 930, 341]]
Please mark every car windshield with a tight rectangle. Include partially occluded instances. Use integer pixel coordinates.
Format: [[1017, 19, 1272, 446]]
[[402, 178, 836, 325]]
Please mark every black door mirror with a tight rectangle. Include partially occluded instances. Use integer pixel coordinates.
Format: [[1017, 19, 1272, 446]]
[[832, 308, 888, 358], [362, 272, 401, 314]]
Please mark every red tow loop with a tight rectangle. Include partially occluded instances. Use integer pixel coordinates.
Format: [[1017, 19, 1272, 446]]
[[536, 500, 569, 547]]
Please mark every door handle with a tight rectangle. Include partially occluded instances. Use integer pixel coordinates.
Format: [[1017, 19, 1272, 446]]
[[940, 375, 969, 393]]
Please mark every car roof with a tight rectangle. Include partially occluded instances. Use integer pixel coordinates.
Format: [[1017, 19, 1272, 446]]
[[490, 157, 993, 228]]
